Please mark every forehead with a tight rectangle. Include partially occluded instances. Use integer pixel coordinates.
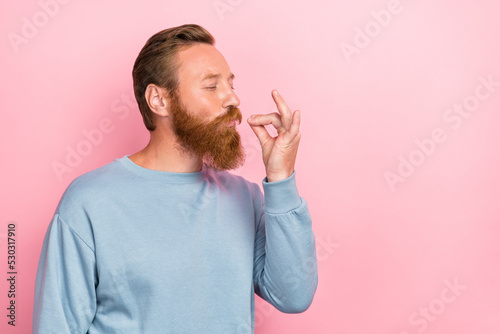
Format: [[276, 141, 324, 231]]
[[176, 43, 233, 81]]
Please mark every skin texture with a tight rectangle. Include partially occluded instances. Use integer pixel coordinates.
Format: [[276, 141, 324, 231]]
[[130, 43, 301, 182]]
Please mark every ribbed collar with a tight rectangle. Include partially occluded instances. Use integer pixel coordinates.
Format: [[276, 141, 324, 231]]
[[116, 155, 207, 184]]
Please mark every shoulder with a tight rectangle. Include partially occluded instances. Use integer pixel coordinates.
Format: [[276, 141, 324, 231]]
[[68, 159, 121, 192], [56, 159, 124, 216], [48, 159, 122, 249]]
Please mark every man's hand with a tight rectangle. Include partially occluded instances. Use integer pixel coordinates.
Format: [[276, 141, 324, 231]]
[[247, 89, 301, 182]]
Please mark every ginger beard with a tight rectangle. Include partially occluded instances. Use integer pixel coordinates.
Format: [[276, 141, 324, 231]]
[[168, 90, 245, 171]]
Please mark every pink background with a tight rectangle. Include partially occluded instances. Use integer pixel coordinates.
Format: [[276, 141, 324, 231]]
[[1, 0, 500, 333]]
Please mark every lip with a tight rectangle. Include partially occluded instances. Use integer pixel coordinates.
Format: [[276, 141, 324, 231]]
[[228, 119, 237, 127]]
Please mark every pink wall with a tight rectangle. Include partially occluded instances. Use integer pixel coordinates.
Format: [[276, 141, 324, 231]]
[[2, 0, 500, 333]]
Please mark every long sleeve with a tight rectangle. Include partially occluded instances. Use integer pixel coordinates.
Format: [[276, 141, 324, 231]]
[[32, 214, 98, 334], [32, 156, 318, 333], [252, 171, 319, 313]]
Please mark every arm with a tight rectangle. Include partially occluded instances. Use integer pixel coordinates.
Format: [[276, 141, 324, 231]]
[[32, 214, 97, 333], [253, 172, 318, 313], [247, 89, 318, 312]]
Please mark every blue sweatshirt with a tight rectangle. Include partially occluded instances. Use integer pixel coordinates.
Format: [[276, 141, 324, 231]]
[[32, 155, 318, 334]]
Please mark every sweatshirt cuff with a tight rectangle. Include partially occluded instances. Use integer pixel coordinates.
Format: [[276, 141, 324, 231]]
[[262, 171, 302, 214]]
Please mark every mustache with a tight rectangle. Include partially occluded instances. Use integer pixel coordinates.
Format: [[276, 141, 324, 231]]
[[213, 106, 242, 126]]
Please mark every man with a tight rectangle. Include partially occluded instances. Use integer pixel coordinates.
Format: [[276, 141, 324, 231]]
[[32, 24, 318, 333]]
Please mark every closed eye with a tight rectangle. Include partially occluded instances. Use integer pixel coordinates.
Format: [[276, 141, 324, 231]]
[[206, 86, 235, 90]]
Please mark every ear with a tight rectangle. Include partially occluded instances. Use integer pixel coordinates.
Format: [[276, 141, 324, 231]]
[[145, 84, 169, 117]]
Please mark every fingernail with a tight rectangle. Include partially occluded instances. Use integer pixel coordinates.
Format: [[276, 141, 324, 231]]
[[274, 90, 280, 96]]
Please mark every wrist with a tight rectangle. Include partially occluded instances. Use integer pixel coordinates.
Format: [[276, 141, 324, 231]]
[[266, 170, 294, 182]]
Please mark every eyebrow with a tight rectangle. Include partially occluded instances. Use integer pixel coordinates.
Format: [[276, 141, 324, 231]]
[[201, 72, 235, 81]]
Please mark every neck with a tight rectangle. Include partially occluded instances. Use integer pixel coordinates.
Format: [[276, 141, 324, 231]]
[[129, 126, 203, 173]]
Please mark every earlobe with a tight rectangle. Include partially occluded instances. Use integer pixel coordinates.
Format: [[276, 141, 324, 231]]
[[145, 84, 169, 117]]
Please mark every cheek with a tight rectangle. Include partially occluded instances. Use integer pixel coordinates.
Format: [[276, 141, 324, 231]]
[[179, 85, 220, 119], [191, 95, 219, 119]]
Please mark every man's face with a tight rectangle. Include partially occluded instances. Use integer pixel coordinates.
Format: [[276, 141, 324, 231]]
[[168, 43, 245, 171]]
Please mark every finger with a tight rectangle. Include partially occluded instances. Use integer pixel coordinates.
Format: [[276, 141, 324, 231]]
[[272, 89, 293, 130], [247, 113, 283, 129], [247, 123, 272, 147], [283, 110, 301, 143]]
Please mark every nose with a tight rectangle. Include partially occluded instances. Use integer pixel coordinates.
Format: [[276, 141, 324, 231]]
[[222, 84, 240, 110]]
